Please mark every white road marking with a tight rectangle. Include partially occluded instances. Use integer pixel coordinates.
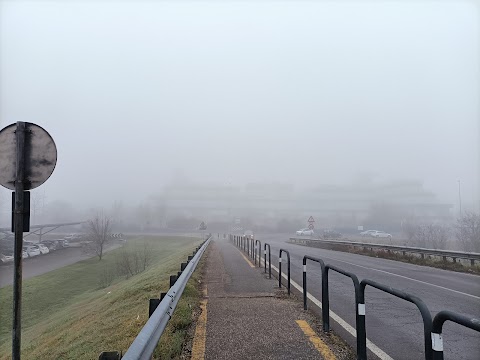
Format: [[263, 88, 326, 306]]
[[317, 255, 480, 300], [259, 256, 394, 360]]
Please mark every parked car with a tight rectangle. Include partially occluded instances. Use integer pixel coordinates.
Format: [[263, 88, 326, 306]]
[[23, 245, 41, 257], [40, 241, 57, 251], [53, 239, 68, 249], [360, 230, 378, 237], [243, 230, 254, 239], [296, 228, 314, 236], [0, 253, 13, 265], [370, 231, 392, 239], [38, 244, 50, 255]]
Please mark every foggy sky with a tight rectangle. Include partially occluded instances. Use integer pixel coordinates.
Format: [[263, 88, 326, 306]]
[[0, 0, 478, 219]]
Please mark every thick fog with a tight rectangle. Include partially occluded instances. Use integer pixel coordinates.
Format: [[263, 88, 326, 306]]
[[0, 1, 478, 226]]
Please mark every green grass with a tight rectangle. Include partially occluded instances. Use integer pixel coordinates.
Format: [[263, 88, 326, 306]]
[[0, 236, 204, 360]]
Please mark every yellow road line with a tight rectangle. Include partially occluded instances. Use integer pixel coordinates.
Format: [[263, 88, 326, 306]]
[[296, 320, 337, 360], [191, 286, 208, 360], [237, 249, 255, 268]]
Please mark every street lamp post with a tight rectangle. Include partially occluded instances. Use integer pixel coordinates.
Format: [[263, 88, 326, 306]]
[[458, 180, 462, 215]]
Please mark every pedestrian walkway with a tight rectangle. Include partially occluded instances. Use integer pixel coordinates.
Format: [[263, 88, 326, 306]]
[[190, 238, 337, 360]]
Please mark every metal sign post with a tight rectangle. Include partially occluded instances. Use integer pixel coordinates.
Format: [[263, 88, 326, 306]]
[[12, 123, 26, 360], [307, 216, 315, 230], [0, 122, 57, 360]]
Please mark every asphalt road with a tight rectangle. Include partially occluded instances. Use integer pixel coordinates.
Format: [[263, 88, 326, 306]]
[[253, 233, 480, 360], [0, 244, 120, 288]]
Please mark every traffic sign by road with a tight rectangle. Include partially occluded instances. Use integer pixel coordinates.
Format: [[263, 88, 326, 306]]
[[308, 216, 315, 223], [308, 223, 314, 230], [199, 222, 207, 230], [0, 123, 57, 190]]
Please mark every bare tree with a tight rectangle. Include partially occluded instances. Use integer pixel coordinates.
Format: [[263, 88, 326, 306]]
[[455, 212, 480, 252], [87, 213, 112, 260], [405, 221, 450, 249]]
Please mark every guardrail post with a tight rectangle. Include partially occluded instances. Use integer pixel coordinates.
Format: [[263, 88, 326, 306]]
[[255, 240, 261, 267], [264, 243, 271, 278], [322, 266, 329, 332], [98, 351, 121, 360], [303, 258, 307, 310], [360, 279, 432, 360], [169, 275, 177, 287], [325, 264, 365, 359], [279, 249, 290, 295], [181, 262, 187, 271], [149, 298, 161, 317], [432, 310, 480, 360]]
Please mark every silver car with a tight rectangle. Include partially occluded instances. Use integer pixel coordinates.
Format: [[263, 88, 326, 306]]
[[296, 228, 314, 236]]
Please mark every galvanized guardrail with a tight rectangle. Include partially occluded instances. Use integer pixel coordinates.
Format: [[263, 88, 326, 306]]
[[290, 237, 480, 265], [230, 235, 480, 360], [110, 235, 211, 360]]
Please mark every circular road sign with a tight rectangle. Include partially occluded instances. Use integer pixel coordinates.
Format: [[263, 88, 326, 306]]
[[0, 122, 57, 190]]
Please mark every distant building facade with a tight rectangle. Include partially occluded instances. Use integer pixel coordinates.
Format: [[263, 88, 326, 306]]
[[160, 180, 453, 230]]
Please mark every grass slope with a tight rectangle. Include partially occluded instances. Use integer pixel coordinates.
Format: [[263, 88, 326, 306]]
[[0, 236, 203, 359]]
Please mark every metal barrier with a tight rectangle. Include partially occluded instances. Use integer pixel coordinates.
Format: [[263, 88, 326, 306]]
[[229, 234, 480, 360], [325, 265, 365, 360], [359, 279, 433, 360], [290, 237, 480, 265], [120, 236, 211, 360], [431, 310, 480, 360], [302, 256, 328, 331], [254, 239, 261, 266], [278, 249, 291, 295], [264, 243, 271, 278]]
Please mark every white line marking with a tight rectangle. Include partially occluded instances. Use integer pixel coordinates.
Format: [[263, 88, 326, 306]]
[[321, 256, 480, 300], [259, 257, 393, 360]]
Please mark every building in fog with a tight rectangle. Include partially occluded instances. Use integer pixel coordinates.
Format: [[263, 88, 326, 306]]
[[160, 180, 453, 231]]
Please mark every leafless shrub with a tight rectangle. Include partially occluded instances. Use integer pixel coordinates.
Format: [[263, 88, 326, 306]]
[[455, 212, 480, 252], [405, 222, 450, 249], [115, 240, 153, 278], [98, 264, 116, 288]]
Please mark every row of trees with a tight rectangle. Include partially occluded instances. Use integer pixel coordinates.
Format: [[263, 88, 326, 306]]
[[402, 212, 480, 251]]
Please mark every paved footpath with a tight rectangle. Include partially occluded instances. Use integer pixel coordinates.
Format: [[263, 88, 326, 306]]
[[190, 238, 337, 360]]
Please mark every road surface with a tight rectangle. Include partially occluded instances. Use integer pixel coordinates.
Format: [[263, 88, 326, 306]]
[[0, 244, 120, 288], [253, 233, 480, 360]]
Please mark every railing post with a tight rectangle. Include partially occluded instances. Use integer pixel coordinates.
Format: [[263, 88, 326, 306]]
[[360, 279, 433, 360], [431, 310, 480, 360], [278, 252, 282, 288], [255, 240, 261, 267], [303, 257, 307, 310], [264, 243, 271, 278], [322, 267, 330, 332], [279, 249, 290, 295]]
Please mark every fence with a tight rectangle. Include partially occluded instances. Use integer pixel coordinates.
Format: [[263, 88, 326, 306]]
[[231, 235, 480, 360], [99, 235, 212, 360], [289, 237, 480, 265]]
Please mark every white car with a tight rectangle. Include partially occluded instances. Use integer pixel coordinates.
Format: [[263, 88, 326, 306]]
[[1, 253, 13, 265], [23, 246, 41, 257], [243, 230, 254, 239], [38, 244, 50, 255], [360, 230, 378, 237], [370, 231, 392, 239], [296, 228, 314, 236]]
